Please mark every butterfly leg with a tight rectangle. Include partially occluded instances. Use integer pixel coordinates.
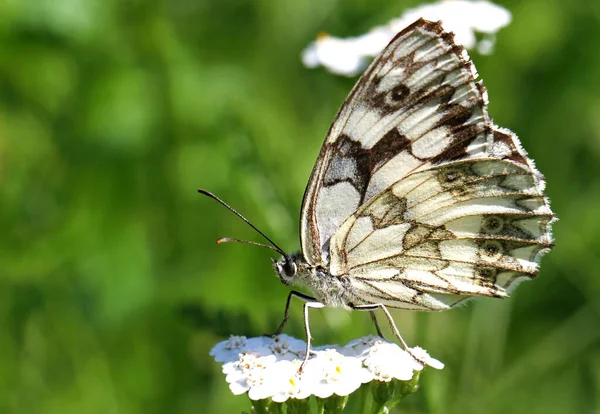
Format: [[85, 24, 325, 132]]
[[265, 290, 317, 337], [300, 301, 325, 372], [352, 303, 425, 367], [369, 311, 387, 340]]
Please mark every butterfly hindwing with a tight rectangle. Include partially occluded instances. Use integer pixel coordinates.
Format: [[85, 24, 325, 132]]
[[328, 158, 553, 310]]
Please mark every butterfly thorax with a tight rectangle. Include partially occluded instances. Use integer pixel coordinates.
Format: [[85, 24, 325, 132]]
[[273, 252, 354, 309]]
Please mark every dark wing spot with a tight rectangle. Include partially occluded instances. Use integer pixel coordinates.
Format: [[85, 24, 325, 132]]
[[480, 240, 505, 262], [437, 165, 471, 189], [323, 132, 412, 204], [403, 224, 433, 250], [482, 216, 504, 234], [390, 84, 410, 102], [492, 129, 530, 165], [370, 128, 411, 171], [475, 266, 499, 286]]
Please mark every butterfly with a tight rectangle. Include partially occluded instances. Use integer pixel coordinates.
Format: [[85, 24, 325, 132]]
[[201, 19, 555, 369]]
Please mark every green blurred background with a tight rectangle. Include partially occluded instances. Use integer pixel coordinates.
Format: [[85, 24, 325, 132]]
[[1, 0, 599, 413]]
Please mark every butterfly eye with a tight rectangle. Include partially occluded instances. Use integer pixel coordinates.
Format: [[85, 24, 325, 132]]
[[283, 260, 297, 277]]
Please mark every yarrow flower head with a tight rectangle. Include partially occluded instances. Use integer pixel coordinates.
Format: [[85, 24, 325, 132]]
[[302, 0, 512, 76], [210, 335, 443, 412]]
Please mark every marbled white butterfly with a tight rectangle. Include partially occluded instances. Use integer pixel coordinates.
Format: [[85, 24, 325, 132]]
[[201, 19, 555, 369]]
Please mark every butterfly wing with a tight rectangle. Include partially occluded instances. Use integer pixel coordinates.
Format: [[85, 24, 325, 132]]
[[328, 157, 554, 310], [300, 19, 555, 307], [302, 19, 496, 266]]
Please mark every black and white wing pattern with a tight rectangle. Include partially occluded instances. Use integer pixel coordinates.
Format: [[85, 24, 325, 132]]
[[300, 19, 554, 309]]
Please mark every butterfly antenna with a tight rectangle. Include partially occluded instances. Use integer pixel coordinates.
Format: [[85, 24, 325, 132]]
[[216, 237, 284, 254], [198, 189, 286, 256]]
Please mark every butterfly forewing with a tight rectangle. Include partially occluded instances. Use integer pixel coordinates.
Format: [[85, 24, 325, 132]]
[[300, 19, 554, 309], [301, 19, 495, 267]]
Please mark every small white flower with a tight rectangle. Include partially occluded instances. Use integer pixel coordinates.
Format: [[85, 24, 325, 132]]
[[410, 346, 445, 370], [223, 353, 278, 396], [302, 348, 371, 398], [362, 341, 422, 382], [268, 334, 307, 360], [270, 359, 313, 402], [210, 335, 273, 363], [210, 335, 247, 363], [344, 334, 384, 354], [247, 368, 279, 401], [302, 0, 512, 76]]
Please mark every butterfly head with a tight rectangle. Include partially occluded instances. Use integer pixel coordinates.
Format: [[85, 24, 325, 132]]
[[273, 254, 301, 286]]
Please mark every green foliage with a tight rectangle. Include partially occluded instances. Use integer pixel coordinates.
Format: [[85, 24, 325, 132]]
[[1, 0, 599, 413]]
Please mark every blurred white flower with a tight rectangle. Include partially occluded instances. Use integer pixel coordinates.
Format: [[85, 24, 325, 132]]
[[410, 346, 445, 370], [210, 335, 442, 401], [210, 335, 272, 363], [302, 0, 511, 76]]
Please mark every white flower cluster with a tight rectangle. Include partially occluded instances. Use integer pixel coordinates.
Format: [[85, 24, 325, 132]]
[[302, 0, 512, 76], [210, 334, 443, 402]]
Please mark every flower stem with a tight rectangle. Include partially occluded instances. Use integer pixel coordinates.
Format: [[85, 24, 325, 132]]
[[286, 398, 311, 414], [356, 383, 371, 414], [370, 372, 421, 414], [251, 398, 284, 414], [316, 397, 325, 414], [370, 381, 395, 414], [316, 395, 349, 413]]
